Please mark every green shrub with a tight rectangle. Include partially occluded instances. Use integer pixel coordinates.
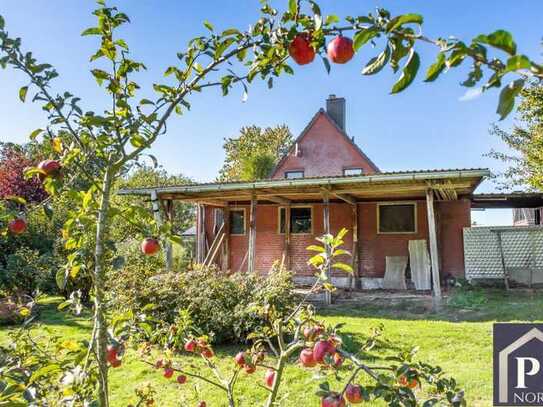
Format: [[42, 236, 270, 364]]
[[0, 247, 57, 296], [108, 254, 299, 344]]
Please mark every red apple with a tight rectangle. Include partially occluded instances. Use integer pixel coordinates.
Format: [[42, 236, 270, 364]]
[[333, 352, 343, 368], [288, 34, 316, 65], [37, 159, 62, 179], [141, 238, 160, 255], [110, 359, 122, 368], [244, 364, 256, 374], [299, 348, 317, 368], [327, 35, 354, 64], [201, 348, 214, 358], [264, 369, 275, 388], [184, 340, 197, 353], [154, 359, 164, 369], [313, 340, 334, 364], [197, 402, 206, 407], [8, 218, 27, 235], [399, 375, 418, 389], [321, 393, 346, 407], [163, 367, 174, 379], [234, 352, 246, 367], [106, 345, 118, 364], [176, 374, 187, 384], [345, 384, 363, 404]]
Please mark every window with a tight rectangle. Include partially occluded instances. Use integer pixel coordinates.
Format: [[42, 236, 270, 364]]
[[285, 170, 304, 179], [377, 203, 416, 234], [279, 207, 312, 234], [213, 208, 224, 234], [229, 209, 245, 235], [343, 168, 363, 176]]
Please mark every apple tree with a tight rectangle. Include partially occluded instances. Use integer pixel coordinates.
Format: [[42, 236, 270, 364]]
[[0, 0, 542, 404]]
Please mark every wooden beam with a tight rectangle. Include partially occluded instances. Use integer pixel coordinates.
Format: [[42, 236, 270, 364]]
[[196, 204, 207, 263], [284, 205, 291, 270], [222, 206, 230, 272], [259, 195, 291, 205], [247, 194, 257, 273], [322, 192, 332, 305], [165, 199, 174, 271], [198, 199, 228, 207], [426, 189, 442, 308], [351, 204, 360, 290]]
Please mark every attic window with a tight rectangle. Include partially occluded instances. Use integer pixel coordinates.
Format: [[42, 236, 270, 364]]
[[285, 170, 304, 179], [343, 168, 363, 176]]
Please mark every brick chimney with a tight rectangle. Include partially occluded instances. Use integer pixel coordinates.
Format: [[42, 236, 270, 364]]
[[326, 94, 346, 131]]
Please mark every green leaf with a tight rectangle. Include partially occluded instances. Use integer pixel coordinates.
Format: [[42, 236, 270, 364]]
[[505, 55, 531, 72], [496, 79, 524, 120], [333, 262, 354, 273], [321, 56, 331, 74], [112, 256, 125, 269], [288, 0, 297, 15], [29, 128, 43, 140], [139, 98, 155, 106], [362, 45, 390, 75], [30, 364, 61, 383], [56, 269, 67, 290], [91, 69, 109, 86], [81, 27, 101, 36], [203, 20, 214, 31], [325, 15, 340, 25], [474, 29, 516, 55], [353, 27, 378, 51], [0, 15, 5, 30], [307, 245, 325, 252], [19, 86, 28, 102], [386, 14, 423, 33], [424, 52, 446, 82], [130, 134, 147, 148], [390, 50, 420, 94]]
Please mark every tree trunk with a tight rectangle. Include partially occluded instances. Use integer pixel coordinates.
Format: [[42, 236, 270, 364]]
[[94, 167, 115, 406]]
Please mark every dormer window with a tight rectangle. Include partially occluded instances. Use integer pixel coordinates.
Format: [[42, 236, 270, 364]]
[[285, 170, 304, 179], [343, 167, 363, 176]]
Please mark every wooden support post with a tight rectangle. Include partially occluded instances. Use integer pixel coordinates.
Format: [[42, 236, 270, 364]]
[[350, 203, 360, 290], [284, 205, 291, 270], [196, 204, 207, 264], [222, 206, 230, 272], [426, 189, 442, 309], [496, 231, 510, 290], [248, 194, 257, 273], [322, 193, 332, 305], [165, 199, 174, 272]]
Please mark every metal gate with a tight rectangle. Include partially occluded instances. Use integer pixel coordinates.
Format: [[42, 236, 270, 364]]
[[463, 226, 543, 284]]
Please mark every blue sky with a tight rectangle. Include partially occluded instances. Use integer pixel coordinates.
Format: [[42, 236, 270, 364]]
[[1, 0, 541, 225]]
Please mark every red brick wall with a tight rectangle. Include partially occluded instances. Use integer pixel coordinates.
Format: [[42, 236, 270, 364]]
[[272, 112, 377, 179], [437, 199, 471, 278], [200, 199, 471, 279], [358, 201, 429, 277]]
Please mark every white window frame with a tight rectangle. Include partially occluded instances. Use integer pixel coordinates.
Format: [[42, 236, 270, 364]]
[[343, 167, 364, 176], [229, 208, 247, 236], [277, 205, 314, 235], [376, 201, 417, 234], [284, 170, 304, 179]]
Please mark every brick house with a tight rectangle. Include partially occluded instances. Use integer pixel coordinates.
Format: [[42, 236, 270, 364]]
[[120, 95, 492, 290]]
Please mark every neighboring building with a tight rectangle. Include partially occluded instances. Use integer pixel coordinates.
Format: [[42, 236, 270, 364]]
[[121, 95, 507, 289], [513, 207, 542, 226]]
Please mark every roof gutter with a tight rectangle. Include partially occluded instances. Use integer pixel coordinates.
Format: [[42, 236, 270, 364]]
[[118, 169, 490, 196]]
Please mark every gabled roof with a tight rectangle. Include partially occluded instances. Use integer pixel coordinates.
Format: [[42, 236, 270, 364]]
[[270, 109, 380, 177]]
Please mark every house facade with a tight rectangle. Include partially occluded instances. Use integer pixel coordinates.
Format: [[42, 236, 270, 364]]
[[120, 95, 510, 290]]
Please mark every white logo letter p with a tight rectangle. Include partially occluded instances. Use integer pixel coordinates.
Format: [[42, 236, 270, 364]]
[[516, 357, 540, 389]]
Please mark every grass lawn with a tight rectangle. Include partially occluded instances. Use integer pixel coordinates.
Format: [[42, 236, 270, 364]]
[[1, 290, 543, 406]]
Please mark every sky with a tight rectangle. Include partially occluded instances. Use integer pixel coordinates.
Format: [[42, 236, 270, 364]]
[[1, 0, 541, 225]]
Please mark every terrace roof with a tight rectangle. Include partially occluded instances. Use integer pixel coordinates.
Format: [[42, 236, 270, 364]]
[[119, 168, 490, 205]]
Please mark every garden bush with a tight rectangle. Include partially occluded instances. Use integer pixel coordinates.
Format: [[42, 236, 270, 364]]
[[108, 252, 299, 344], [0, 246, 56, 296]]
